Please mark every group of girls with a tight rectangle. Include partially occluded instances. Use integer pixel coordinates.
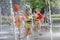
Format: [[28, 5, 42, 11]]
[[13, 4, 45, 39]]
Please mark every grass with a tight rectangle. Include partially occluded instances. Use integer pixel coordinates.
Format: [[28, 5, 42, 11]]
[[51, 18, 60, 20], [51, 14, 60, 20], [51, 14, 60, 17], [0, 20, 10, 24]]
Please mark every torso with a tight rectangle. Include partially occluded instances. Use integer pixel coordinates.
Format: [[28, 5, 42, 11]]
[[25, 15, 33, 28]]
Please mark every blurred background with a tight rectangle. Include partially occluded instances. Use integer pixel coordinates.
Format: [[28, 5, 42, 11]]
[[0, 0, 60, 40]]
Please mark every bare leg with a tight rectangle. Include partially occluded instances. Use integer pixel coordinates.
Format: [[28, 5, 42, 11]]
[[38, 22, 43, 35], [24, 30, 28, 38], [17, 26, 20, 35], [38, 25, 42, 31], [45, 26, 48, 31], [24, 28, 31, 38]]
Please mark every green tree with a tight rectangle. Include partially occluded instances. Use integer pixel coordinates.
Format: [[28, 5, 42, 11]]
[[25, 0, 45, 9]]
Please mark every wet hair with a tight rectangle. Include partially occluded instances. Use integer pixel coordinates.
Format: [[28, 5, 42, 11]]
[[25, 7, 31, 16], [32, 8, 36, 13], [25, 7, 30, 13], [32, 8, 39, 13]]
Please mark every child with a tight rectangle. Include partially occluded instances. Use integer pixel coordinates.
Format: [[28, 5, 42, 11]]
[[33, 9, 44, 35], [14, 4, 26, 39], [24, 10, 33, 38]]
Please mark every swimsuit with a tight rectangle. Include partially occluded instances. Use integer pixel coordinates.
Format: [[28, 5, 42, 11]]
[[25, 15, 33, 29]]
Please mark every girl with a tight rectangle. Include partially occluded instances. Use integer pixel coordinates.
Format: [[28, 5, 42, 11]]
[[14, 4, 26, 40], [24, 9, 33, 38], [33, 9, 44, 35]]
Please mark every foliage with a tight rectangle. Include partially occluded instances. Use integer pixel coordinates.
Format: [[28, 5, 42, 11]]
[[25, 0, 45, 9], [50, 0, 56, 8]]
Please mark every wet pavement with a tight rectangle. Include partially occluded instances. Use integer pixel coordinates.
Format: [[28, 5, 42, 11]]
[[0, 22, 60, 40]]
